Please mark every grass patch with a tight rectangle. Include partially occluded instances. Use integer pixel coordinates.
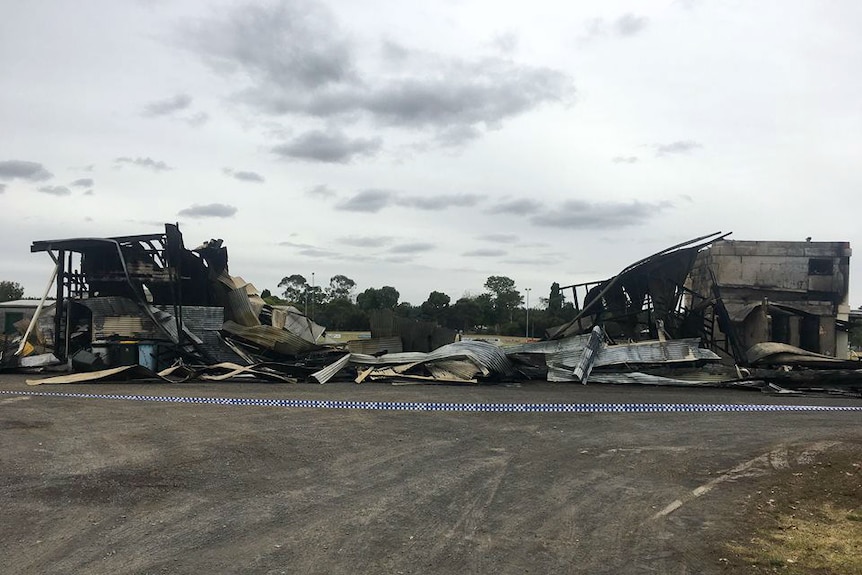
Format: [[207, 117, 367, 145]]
[[720, 447, 862, 574]]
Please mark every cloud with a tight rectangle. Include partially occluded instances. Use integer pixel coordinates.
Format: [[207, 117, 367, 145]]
[[462, 248, 507, 257], [612, 156, 638, 164], [338, 235, 393, 248], [485, 198, 543, 215], [177, 203, 237, 218], [37, 185, 72, 196], [615, 14, 649, 37], [143, 93, 193, 116], [398, 193, 484, 211], [336, 190, 485, 213], [181, 1, 573, 144], [223, 168, 265, 183], [0, 183, 6, 193], [83, 190, 94, 196], [184, 112, 210, 127], [389, 242, 435, 254], [307, 184, 337, 198], [0, 160, 53, 181], [335, 189, 395, 213], [492, 31, 519, 54], [655, 140, 702, 155], [530, 199, 672, 229], [272, 130, 383, 163], [115, 156, 173, 171], [580, 14, 649, 42], [654, 140, 703, 156], [476, 233, 519, 243], [70, 178, 94, 187]]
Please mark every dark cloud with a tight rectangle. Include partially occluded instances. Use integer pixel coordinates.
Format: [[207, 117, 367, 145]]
[[83, 190, 94, 196], [0, 160, 53, 181], [272, 130, 382, 163], [335, 189, 395, 213], [37, 185, 72, 196], [615, 14, 649, 36], [143, 93, 193, 116], [476, 233, 519, 243], [462, 248, 507, 257], [656, 140, 702, 155], [70, 178, 94, 187], [307, 184, 338, 198], [530, 199, 672, 229], [398, 193, 484, 211], [177, 203, 237, 218], [338, 235, 393, 248], [223, 168, 265, 183], [485, 198, 543, 215], [389, 242, 435, 254], [182, 1, 573, 144], [115, 157, 173, 171], [612, 156, 638, 164]]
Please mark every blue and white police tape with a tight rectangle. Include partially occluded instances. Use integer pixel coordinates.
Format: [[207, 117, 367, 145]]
[[1, 389, 860, 413]]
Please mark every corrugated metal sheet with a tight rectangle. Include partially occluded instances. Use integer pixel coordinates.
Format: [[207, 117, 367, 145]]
[[222, 320, 319, 356], [588, 372, 723, 386], [349, 352, 432, 366], [594, 339, 720, 367], [310, 353, 352, 384], [348, 336, 403, 355], [349, 340, 515, 381], [425, 341, 516, 377], [503, 333, 594, 356]]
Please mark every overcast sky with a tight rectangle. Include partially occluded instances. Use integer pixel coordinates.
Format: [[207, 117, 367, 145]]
[[2, 0, 861, 307]]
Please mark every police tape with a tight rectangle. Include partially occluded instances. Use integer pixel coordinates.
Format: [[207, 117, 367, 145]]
[[1, 389, 861, 413]]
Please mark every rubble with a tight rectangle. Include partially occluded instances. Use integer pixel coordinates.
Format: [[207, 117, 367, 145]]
[[3, 225, 859, 396]]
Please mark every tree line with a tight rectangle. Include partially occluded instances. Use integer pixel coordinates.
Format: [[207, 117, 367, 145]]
[[263, 274, 579, 336]]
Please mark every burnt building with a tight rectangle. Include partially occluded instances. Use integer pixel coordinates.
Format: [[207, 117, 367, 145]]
[[688, 240, 852, 359]]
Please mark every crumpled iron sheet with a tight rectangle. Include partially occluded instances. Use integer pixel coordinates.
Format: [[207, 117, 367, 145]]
[[222, 320, 320, 356], [594, 339, 720, 367]]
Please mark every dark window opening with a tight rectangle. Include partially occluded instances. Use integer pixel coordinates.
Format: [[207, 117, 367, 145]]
[[808, 258, 833, 276]]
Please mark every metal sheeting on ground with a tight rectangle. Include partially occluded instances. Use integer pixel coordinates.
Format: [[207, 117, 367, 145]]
[[594, 339, 721, 367], [347, 336, 403, 355], [222, 321, 321, 356], [310, 353, 351, 384], [340, 340, 515, 384]]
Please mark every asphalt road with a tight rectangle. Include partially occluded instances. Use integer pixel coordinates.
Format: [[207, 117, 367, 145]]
[[1, 373, 860, 575]]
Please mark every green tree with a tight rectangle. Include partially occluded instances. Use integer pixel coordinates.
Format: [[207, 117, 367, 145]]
[[420, 290, 450, 323], [326, 275, 356, 302], [0, 280, 24, 302], [356, 286, 400, 310], [548, 282, 563, 314], [484, 275, 523, 325], [278, 274, 307, 305]]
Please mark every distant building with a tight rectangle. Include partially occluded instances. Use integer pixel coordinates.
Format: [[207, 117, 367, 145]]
[[689, 240, 851, 359]]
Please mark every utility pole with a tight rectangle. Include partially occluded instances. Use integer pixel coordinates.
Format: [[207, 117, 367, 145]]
[[311, 272, 315, 321], [525, 287, 531, 339]]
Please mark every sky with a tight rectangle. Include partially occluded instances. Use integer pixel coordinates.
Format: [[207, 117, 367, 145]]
[[2, 0, 861, 307]]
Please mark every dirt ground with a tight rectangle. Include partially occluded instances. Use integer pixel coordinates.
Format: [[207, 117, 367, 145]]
[[1, 373, 860, 575]]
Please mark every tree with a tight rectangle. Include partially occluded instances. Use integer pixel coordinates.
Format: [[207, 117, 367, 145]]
[[484, 275, 522, 325], [420, 290, 450, 323], [548, 282, 564, 314], [356, 286, 400, 311], [326, 274, 356, 302], [0, 281, 24, 302], [278, 274, 307, 305]]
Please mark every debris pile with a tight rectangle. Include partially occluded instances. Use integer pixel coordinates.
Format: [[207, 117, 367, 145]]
[[4, 226, 860, 396]]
